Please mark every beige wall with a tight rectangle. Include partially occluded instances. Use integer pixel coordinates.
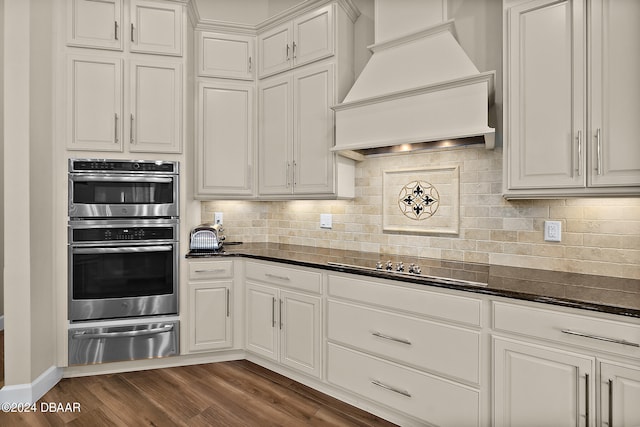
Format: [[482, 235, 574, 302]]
[[3, 0, 56, 386], [202, 0, 640, 281], [203, 147, 640, 280]]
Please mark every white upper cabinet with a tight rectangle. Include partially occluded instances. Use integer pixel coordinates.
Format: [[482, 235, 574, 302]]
[[67, 55, 123, 151], [587, 0, 640, 188], [67, 0, 183, 56], [197, 32, 255, 80], [503, 0, 640, 197], [196, 81, 255, 198], [129, 60, 182, 153], [129, 0, 182, 56], [257, 4, 334, 79], [67, 0, 123, 50], [259, 63, 335, 197]]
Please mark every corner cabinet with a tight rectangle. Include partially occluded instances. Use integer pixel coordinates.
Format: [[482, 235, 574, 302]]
[[503, 0, 640, 198]]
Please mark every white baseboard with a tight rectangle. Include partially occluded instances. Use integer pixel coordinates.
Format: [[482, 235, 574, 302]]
[[0, 365, 63, 404]]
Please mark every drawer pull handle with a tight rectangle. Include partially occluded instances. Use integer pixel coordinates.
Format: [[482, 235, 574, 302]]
[[560, 329, 639, 347], [194, 269, 227, 274], [371, 331, 412, 346], [608, 379, 613, 427], [265, 273, 290, 281], [371, 379, 411, 398]]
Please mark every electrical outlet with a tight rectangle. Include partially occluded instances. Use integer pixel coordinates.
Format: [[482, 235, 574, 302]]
[[544, 221, 562, 242], [320, 213, 332, 229], [214, 212, 223, 225]]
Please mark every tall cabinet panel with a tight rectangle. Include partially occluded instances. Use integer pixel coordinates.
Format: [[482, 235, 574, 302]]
[[294, 64, 334, 194], [129, 60, 182, 153], [67, 55, 123, 151], [258, 74, 293, 195], [505, 0, 585, 190], [588, 0, 640, 187], [196, 81, 254, 197]]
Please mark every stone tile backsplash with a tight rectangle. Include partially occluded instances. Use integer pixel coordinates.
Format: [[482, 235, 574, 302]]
[[202, 146, 640, 280]]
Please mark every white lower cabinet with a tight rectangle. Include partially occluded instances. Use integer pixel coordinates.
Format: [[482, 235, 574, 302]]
[[326, 273, 483, 426], [187, 260, 234, 352], [492, 300, 640, 427], [600, 361, 640, 427], [493, 337, 595, 427], [245, 261, 322, 378], [328, 343, 480, 427]]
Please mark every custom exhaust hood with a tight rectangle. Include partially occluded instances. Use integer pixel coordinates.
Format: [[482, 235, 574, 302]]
[[332, 0, 495, 159]]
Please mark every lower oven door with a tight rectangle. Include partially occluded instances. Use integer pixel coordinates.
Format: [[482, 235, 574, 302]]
[[69, 243, 178, 321], [68, 320, 179, 365]]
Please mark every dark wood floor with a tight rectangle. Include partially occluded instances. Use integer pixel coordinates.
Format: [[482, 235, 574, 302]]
[[0, 359, 397, 426]]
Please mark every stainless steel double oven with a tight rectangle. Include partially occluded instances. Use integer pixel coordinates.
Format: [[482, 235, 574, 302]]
[[67, 159, 180, 365]]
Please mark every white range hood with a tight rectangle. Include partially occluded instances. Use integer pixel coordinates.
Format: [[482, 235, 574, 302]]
[[333, 1, 495, 158]]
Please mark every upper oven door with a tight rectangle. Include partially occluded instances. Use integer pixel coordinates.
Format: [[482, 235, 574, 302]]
[[69, 174, 179, 218]]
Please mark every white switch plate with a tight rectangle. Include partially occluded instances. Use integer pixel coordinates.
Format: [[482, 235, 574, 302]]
[[320, 213, 332, 229], [214, 212, 223, 225], [544, 220, 562, 242]]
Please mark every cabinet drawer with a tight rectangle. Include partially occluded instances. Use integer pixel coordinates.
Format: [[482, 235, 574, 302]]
[[328, 300, 480, 384], [328, 274, 482, 327], [188, 260, 233, 280], [493, 301, 640, 358], [246, 261, 321, 294], [328, 343, 479, 427]]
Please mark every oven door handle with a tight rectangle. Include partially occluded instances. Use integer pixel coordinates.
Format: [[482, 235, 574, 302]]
[[71, 176, 173, 183], [72, 245, 174, 254], [71, 324, 174, 339]]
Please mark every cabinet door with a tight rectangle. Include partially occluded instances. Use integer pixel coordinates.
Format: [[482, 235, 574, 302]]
[[506, 0, 586, 189], [129, 60, 182, 153], [600, 362, 640, 427], [493, 337, 595, 427], [188, 283, 232, 352], [257, 22, 291, 78], [67, 0, 123, 50], [292, 4, 334, 68], [67, 55, 123, 151], [245, 282, 279, 362], [196, 81, 254, 197], [129, 0, 182, 56], [280, 290, 321, 378], [588, 0, 640, 187], [197, 32, 254, 80], [293, 63, 335, 195], [258, 74, 293, 195]]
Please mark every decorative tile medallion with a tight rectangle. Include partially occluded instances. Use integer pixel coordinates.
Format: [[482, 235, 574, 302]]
[[398, 180, 440, 220], [383, 166, 460, 235]]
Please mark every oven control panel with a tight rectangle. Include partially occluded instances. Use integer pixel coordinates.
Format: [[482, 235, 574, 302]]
[[71, 226, 176, 243]]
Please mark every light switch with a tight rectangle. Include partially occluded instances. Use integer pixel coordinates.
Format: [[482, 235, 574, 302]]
[[320, 213, 332, 229], [214, 212, 223, 225]]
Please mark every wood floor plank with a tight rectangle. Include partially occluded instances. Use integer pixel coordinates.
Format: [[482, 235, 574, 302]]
[[0, 361, 397, 426]]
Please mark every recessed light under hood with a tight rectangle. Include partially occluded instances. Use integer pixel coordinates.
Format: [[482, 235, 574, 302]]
[[332, 16, 495, 159]]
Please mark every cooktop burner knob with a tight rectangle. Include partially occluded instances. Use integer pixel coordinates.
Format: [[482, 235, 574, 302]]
[[385, 260, 393, 271], [396, 262, 404, 272], [376, 261, 383, 270], [410, 264, 421, 275]]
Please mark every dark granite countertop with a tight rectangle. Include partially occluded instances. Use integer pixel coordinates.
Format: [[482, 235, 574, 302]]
[[187, 243, 640, 319]]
